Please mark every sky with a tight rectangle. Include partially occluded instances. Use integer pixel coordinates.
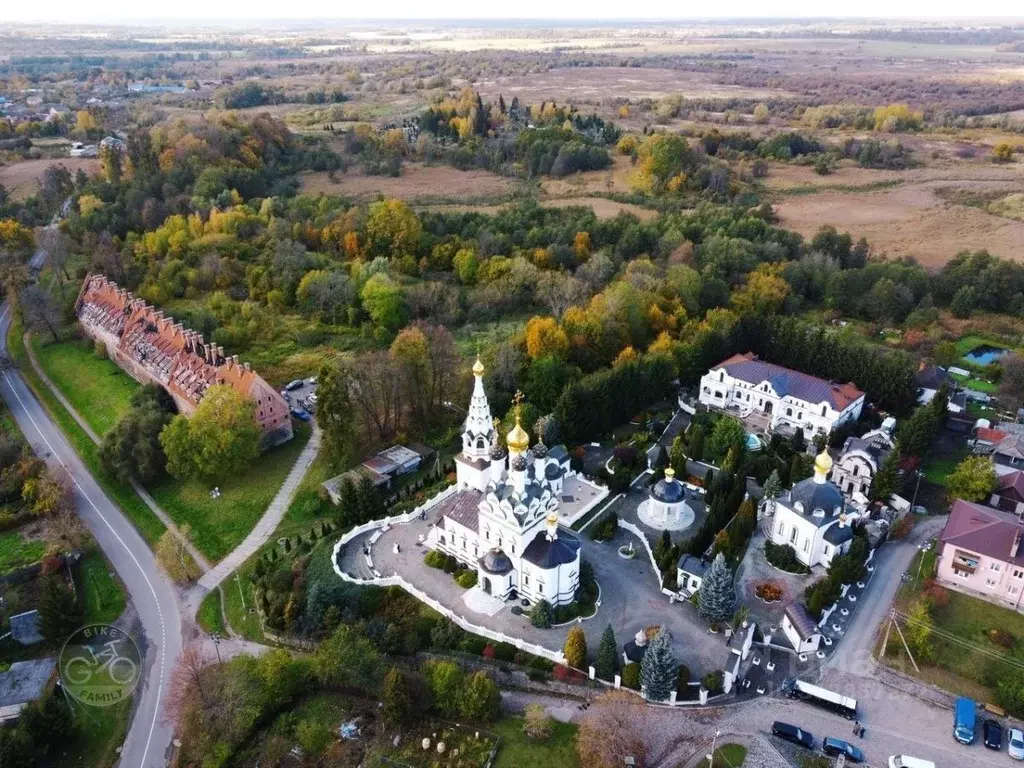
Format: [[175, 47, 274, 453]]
[[2, 2, 1024, 23]]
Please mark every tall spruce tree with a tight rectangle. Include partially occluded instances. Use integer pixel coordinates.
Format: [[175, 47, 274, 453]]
[[595, 624, 618, 681], [698, 552, 736, 625], [640, 628, 676, 702], [38, 575, 83, 644], [761, 469, 782, 517], [870, 440, 902, 503]]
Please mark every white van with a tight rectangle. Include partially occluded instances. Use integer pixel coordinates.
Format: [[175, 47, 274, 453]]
[[889, 756, 936, 768]]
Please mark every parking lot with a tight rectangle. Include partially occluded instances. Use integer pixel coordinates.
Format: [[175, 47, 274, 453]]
[[280, 376, 317, 421]]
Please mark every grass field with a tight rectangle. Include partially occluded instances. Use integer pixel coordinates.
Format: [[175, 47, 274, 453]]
[[0, 529, 46, 573], [885, 549, 1024, 702], [76, 548, 127, 625], [10, 323, 166, 545], [196, 586, 225, 635], [921, 444, 970, 485], [696, 743, 747, 768], [149, 420, 313, 562], [30, 335, 140, 437], [490, 716, 579, 768]]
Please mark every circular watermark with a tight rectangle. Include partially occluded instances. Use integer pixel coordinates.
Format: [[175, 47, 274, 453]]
[[58, 624, 142, 707]]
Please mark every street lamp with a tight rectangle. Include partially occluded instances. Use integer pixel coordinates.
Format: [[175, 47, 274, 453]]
[[211, 631, 222, 664], [707, 729, 721, 767]]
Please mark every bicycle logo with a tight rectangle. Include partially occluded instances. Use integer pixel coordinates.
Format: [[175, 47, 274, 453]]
[[59, 624, 142, 707]]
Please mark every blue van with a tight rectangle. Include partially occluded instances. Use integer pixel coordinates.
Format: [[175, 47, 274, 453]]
[[954, 697, 977, 744]]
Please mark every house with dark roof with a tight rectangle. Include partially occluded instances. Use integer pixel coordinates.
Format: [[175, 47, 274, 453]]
[[915, 363, 954, 405], [781, 603, 823, 653], [937, 499, 1024, 610], [8, 610, 42, 646], [676, 554, 707, 598], [0, 658, 55, 723], [830, 420, 896, 499], [990, 470, 1024, 516], [699, 353, 865, 439]]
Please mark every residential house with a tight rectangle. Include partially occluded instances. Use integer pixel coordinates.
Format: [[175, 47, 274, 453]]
[[830, 418, 896, 499], [766, 450, 862, 569], [973, 422, 1024, 473], [914, 363, 955, 406], [781, 603, 823, 654], [75, 274, 292, 448], [936, 500, 1024, 611], [9, 611, 42, 646], [0, 658, 55, 724], [990, 471, 1024, 517], [698, 353, 864, 439]]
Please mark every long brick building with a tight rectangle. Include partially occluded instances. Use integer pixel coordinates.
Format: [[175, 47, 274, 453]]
[[74, 273, 293, 448]]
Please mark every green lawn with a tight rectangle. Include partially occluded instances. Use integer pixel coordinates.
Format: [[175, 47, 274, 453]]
[[955, 334, 1010, 358], [149, 420, 312, 562], [197, 587, 225, 635], [76, 548, 127, 625], [697, 743, 747, 768], [58, 699, 132, 768], [0, 530, 45, 573], [921, 444, 970, 485], [490, 717, 579, 768], [30, 335, 140, 436], [9, 323, 165, 545], [949, 371, 998, 394], [886, 549, 1024, 701]]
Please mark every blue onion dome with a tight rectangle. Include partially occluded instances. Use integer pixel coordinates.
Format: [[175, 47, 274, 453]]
[[511, 454, 529, 472], [489, 441, 507, 460], [532, 440, 548, 459]]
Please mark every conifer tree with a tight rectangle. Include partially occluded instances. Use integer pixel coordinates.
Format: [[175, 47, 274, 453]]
[[564, 626, 588, 670], [870, 440, 902, 503], [595, 624, 618, 681], [761, 469, 782, 516], [697, 552, 736, 625], [381, 667, 410, 724], [38, 574, 82, 644], [639, 628, 676, 702]]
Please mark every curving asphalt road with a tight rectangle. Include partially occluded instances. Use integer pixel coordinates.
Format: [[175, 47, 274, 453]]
[[1, 248, 180, 767]]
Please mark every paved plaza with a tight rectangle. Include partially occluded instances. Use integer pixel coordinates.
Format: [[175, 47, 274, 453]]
[[336, 493, 730, 677]]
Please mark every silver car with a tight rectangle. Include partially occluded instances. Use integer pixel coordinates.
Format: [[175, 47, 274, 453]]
[[1009, 728, 1024, 760]]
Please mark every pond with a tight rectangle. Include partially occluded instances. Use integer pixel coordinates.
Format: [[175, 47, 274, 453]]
[[963, 344, 1010, 366]]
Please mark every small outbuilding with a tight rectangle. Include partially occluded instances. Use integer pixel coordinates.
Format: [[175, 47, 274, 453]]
[[676, 555, 707, 598], [781, 602, 823, 654]]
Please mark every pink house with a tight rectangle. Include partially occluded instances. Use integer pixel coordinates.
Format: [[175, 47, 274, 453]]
[[936, 500, 1024, 611]]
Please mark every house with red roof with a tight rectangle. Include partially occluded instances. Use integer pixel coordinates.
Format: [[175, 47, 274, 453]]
[[698, 353, 865, 439], [936, 499, 1024, 611]]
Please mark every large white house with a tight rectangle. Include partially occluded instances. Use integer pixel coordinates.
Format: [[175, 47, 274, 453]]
[[830, 418, 896, 499], [699, 353, 865, 439], [427, 361, 580, 607], [766, 451, 862, 569]]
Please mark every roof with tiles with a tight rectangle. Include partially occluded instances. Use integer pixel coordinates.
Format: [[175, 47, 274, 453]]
[[75, 274, 288, 434], [712, 352, 864, 411], [940, 500, 1024, 566]]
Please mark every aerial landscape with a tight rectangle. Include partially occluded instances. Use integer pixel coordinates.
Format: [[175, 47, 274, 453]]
[[5, 10, 1024, 768]]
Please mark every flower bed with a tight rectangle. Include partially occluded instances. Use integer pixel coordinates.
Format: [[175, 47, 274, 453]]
[[755, 580, 784, 603], [370, 721, 497, 768]]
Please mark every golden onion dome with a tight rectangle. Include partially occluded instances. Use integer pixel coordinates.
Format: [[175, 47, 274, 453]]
[[546, 511, 559, 525], [814, 449, 834, 476], [472, 356, 485, 377], [507, 419, 530, 453]]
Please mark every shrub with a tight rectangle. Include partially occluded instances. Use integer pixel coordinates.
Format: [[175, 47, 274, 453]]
[[523, 703, 553, 740], [621, 662, 641, 690], [424, 550, 445, 569], [93, 340, 106, 359], [530, 599, 553, 629], [764, 541, 810, 574], [701, 670, 724, 694], [676, 664, 692, 694], [456, 570, 478, 589], [990, 628, 1016, 650]]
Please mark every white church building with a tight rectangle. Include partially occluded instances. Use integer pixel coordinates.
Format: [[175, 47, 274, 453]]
[[765, 450, 862, 569], [699, 353, 865, 439], [427, 358, 582, 607]]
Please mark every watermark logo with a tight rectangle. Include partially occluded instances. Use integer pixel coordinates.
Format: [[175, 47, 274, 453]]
[[58, 624, 142, 707]]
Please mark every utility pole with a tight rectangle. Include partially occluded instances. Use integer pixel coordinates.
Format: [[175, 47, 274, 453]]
[[235, 571, 247, 612], [891, 610, 921, 673], [706, 729, 721, 767]]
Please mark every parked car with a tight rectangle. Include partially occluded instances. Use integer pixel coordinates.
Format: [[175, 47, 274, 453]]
[[771, 721, 813, 749], [984, 718, 1003, 750], [285, 379, 304, 391], [888, 757, 935, 768], [954, 696, 977, 744], [822, 737, 864, 762], [291, 408, 310, 422], [1008, 728, 1024, 760]]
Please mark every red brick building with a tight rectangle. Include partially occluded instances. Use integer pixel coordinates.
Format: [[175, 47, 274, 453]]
[[74, 274, 292, 448]]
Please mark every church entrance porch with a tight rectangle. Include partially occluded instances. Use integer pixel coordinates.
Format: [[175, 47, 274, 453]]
[[482, 576, 491, 594], [462, 586, 506, 617]]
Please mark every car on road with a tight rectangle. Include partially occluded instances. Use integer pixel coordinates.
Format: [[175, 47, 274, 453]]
[[285, 379, 304, 391], [1009, 727, 1024, 759], [822, 737, 864, 762], [291, 408, 310, 421], [888, 757, 935, 768], [771, 721, 813, 749], [954, 696, 976, 744], [984, 718, 1003, 750]]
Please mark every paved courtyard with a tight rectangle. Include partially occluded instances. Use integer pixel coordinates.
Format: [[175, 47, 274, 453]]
[[336, 498, 731, 677]]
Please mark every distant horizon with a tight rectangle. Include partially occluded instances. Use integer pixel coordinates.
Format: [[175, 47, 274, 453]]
[[3, 7, 1024, 25]]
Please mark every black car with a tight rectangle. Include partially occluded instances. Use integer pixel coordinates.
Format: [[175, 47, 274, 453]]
[[984, 718, 1003, 750], [772, 721, 814, 749]]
